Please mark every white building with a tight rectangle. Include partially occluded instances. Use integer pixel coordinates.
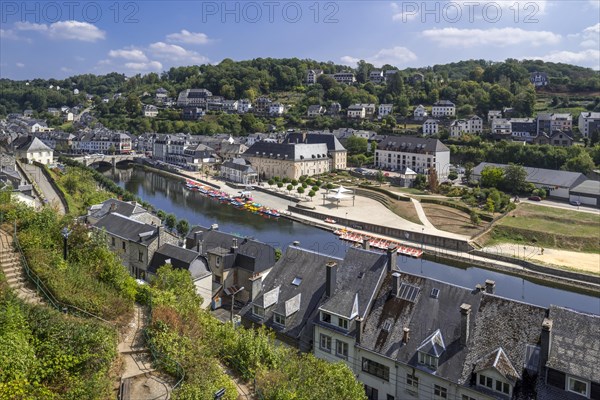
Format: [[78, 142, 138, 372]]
[[269, 103, 285, 116], [306, 69, 324, 85], [375, 136, 450, 177], [578, 111, 600, 137], [238, 99, 252, 114], [378, 104, 393, 118], [452, 115, 483, 136], [143, 104, 158, 118], [333, 72, 356, 84], [422, 119, 440, 135], [487, 110, 502, 123], [537, 113, 572, 135], [176, 88, 213, 107], [431, 100, 455, 117], [347, 105, 366, 119], [14, 136, 53, 165], [414, 105, 428, 120], [492, 119, 512, 135]]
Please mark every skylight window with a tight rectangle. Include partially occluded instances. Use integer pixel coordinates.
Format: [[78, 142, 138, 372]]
[[398, 283, 420, 302], [431, 288, 440, 299], [292, 277, 302, 286]]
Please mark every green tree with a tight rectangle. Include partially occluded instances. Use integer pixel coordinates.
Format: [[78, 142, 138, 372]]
[[176, 219, 190, 237], [470, 211, 481, 225], [346, 136, 369, 155], [464, 162, 474, 181], [277, 182, 284, 191], [286, 184, 293, 194], [562, 152, 595, 174], [308, 190, 316, 201], [502, 164, 527, 194], [297, 187, 305, 197], [376, 170, 385, 186], [414, 174, 427, 190], [125, 94, 142, 116], [448, 171, 459, 181], [267, 179, 275, 189], [480, 166, 504, 188], [165, 213, 177, 231]]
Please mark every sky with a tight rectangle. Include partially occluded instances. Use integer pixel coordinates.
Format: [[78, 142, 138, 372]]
[[1, 0, 599, 80]]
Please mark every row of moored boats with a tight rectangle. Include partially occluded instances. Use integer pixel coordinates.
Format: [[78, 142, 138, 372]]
[[333, 229, 423, 258], [184, 179, 281, 218]]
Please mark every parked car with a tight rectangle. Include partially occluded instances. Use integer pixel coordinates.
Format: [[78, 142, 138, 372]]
[[570, 200, 581, 206], [528, 196, 542, 201]]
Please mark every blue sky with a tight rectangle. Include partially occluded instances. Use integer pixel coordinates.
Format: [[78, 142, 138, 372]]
[[1, 0, 599, 80]]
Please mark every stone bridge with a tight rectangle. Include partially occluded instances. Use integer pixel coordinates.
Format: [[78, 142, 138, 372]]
[[71, 154, 143, 167]]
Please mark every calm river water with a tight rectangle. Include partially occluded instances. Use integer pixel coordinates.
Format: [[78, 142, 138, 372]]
[[104, 166, 600, 314]]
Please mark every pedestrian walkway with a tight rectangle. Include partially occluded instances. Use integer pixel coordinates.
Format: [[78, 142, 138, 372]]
[[21, 163, 66, 215], [117, 304, 174, 400], [411, 198, 436, 230], [0, 229, 43, 305]]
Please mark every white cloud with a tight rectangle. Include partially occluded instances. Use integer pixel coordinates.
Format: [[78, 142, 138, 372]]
[[166, 30, 210, 45], [12, 20, 105, 42], [341, 46, 417, 68], [0, 28, 24, 41], [124, 61, 163, 72], [61, 66, 74, 73], [528, 49, 600, 68], [149, 42, 208, 63], [422, 27, 561, 47], [589, 0, 600, 8], [109, 48, 148, 62], [580, 23, 600, 48], [47, 21, 105, 42], [14, 21, 48, 31], [16, 62, 25, 68]]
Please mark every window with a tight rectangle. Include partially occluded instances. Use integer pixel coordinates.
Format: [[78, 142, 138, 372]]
[[122, 242, 126, 251], [434, 385, 447, 399], [252, 305, 264, 318], [319, 334, 331, 352], [478, 374, 493, 389], [273, 313, 285, 326], [568, 377, 588, 396], [216, 256, 221, 266], [418, 352, 438, 369], [365, 385, 378, 400], [386, 395, 394, 400], [321, 312, 331, 324], [111, 237, 115, 246], [336, 340, 348, 359], [338, 318, 349, 330], [406, 373, 419, 389], [138, 251, 143, 262], [462, 396, 477, 400], [362, 358, 390, 381]]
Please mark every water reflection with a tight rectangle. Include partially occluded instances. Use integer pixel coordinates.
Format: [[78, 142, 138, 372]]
[[103, 166, 600, 314]]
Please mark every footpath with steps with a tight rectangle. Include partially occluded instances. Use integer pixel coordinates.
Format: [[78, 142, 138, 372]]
[[0, 229, 43, 305]]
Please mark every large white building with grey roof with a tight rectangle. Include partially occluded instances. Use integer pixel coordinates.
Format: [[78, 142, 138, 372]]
[[13, 136, 53, 165], [375, 136, 451, 177]]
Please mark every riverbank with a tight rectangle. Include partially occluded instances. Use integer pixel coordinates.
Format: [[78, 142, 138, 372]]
[[135, 164, 600, 295]]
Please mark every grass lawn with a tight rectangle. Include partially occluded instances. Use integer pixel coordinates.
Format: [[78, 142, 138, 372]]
[[387, 199, 422, 225], [386, 186, 428, 196], [484, 204, 600, 252], [421, 203, 484, 236]]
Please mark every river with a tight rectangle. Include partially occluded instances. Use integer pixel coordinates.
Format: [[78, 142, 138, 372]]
[[104, 166, 600, 315]]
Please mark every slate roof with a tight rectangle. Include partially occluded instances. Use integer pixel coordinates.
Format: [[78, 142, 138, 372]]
[[318, 247, 387, 319], [88, 198, 147, 220], [546, 305, 600, 383], [434, 100, 455, 107], [473, 347, 520, 384], [240, 246, 342, 348], [187, 226, 276, 274], [244, 141, 330, 161], [378, 135, 449, 153], [284, 132, 345, 152], [221, 160, 256, 173], [473, 162, 587, 189], [92, 213, 158, 245], [569, 179, 600, 196], [459, 295, 547, 394], [14, 136, 52, 152], [359, 272, 483, 383], [149, 243, 210, 280]]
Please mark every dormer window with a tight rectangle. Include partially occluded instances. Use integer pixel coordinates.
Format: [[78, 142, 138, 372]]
[[321, 312, 331, 323], [338, 318, 349, 330], [419, 352, 438, 369], [273, 313, 285, 326], [252, 305, 264, 317]]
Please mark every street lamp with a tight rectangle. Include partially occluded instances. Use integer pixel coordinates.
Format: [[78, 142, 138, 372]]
[[229, 286, 245, 323], [61, 227, 71, 260]]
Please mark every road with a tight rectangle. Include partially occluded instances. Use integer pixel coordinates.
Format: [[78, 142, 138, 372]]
[[21, 163, 66, 215]]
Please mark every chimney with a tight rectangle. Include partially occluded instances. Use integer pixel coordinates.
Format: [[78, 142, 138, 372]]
[[356, 317, 363, 344], [249, 273, 262, 302], [392, 272, 401, 296], [231, 238, 238, 253], [484, 279, 496, 294], [362, 237, 370, 250], [292, 240, 300, 247], [540, 318, 553, 373], [109, 202, 117, 213], [302, 132, 307, 143], [402, 327, 410, 344], [194, 232, 202, 253], [460, 303, 471, 347], [387, 245, 398, 272], [325, 261, 337, 297]]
